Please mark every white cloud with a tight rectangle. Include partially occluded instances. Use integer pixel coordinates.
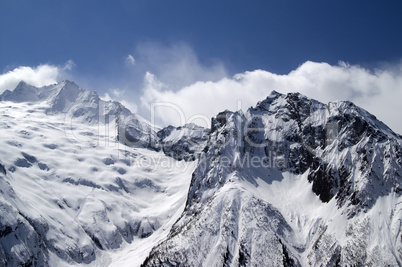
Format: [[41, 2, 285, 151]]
[[106, 88, 124, 98], [0, 60, 77, 94], [101, 88, 138, 113], [125, 54, 135, 66], [2, 58, 401, 135], [140, 60, 402, 134], [63, 60, 76, 71], [135, 42, 227, 90], [0, 65, 59, 94]]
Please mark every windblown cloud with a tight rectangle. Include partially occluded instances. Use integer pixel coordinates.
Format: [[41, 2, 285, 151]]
[[140, 61, 402, 134], [101, 88, 138, 113], [0, 61, 77, 94], [134, 42, 227, 90], [125, 54, 135, 66], [63, 60, 76, 71], [2, 58, 401, 134], [0, 65, 60, 94]]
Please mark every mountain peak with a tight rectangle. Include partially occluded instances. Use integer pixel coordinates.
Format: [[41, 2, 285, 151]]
[[0, 80, 40, 102], [15, 80, 29, 87], [253, 90, 310, 113], [268, 89, 284, 97], [13, 80, 39, 92], [143, 86, 402, 266], [59, 79, 79, 88]]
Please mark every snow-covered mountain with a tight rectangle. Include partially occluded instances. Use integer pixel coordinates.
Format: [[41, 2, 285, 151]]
[[143, 91, 402, 266], [0, 81, 401, 266]]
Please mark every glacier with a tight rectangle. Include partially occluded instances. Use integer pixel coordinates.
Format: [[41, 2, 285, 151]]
[[0, 81, 401, 266]]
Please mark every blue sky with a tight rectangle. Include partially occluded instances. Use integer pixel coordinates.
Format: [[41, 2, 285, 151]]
[[1, 0, 402, 132], [2, 1, 402, 75]]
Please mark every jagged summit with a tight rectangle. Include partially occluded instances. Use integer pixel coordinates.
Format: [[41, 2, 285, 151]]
[[248, 90, 401, 140], [145, 89, 402, 266], [1, 80, 79, 103], [1, 80, 42, 102], [1, 81, 138, 120]]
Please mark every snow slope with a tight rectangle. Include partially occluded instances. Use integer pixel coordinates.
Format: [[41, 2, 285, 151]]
[[0, 83, 196, 266], [1, 81, 159, 149]]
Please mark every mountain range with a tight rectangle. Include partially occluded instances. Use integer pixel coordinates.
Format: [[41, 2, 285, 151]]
[[0, 81, 401, 266]]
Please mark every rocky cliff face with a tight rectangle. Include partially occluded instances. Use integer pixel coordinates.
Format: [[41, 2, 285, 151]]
[[143, 91, 402, 266], [157, 123, 209, 161]]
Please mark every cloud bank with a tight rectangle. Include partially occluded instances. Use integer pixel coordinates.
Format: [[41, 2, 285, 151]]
[[0, 65, 59, 94], [1, 57, 401, 135], [141, 60, 402, 134], [0, 61, 76, 94], [134, 42, 227, 90], [102, 88, 138, 114]]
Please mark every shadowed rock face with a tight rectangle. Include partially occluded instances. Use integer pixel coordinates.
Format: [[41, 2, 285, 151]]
[[184, 91, 402, 208], [157, 123, 210, 161], [143, 91, 402, 266]]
